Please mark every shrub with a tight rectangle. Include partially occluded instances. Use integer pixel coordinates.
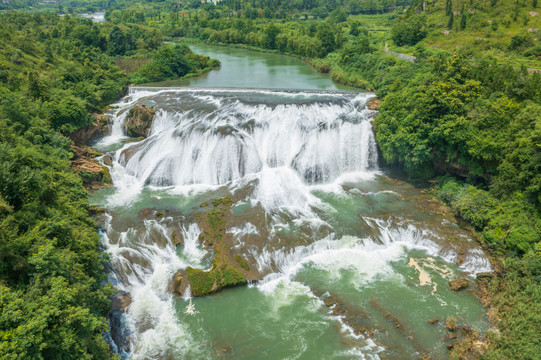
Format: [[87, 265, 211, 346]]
[[391, 14, 427, 46]]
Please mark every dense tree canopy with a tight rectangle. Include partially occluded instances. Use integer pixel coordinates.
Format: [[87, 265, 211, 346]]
[[0, 12, 217, 358]]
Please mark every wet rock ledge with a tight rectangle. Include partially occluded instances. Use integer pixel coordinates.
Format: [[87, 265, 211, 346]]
[[173, 197, 260, 297], [124, 104, 155, 138]]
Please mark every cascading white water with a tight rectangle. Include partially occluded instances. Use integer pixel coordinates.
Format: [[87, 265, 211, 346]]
[[96, 88, 491, 360], [101, 213, 211, 359], [111, 90, 378, 193]]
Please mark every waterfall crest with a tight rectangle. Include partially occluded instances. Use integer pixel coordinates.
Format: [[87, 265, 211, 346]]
[[111, 90, 378, 191]]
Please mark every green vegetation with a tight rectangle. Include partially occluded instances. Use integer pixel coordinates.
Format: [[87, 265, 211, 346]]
[[0, 12, 129, 359], [0, 11, 217, 359], [211, 196, 233, 206], [393, 0, 541, 69], [215, 264, 247, 288], [187, 263, 247, 297], [186, 267, 215, 296], [391, 13, 427, 46], [477, 256, 541, 359], [130, 43, 220, 84], [235, 255, 250, 271]]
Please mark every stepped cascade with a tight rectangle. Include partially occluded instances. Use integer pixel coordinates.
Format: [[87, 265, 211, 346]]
[[94, 87, 491, 359]]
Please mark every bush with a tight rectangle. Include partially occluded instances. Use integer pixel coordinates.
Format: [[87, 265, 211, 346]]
[[391, 14, 427, 46], [131, 44, 218, 84], [436, 178, 540, 255], [509, 33, 533, 51]]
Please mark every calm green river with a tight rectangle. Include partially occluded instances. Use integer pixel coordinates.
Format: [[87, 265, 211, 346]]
[[91, 45, 491, 360]]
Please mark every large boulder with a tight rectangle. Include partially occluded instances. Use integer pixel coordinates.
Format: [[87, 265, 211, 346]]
[[68, 113, 108, 145], [124, 104, 155, 138], [449, 278, 469, 291]]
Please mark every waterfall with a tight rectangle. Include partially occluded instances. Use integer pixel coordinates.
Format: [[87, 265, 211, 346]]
[[96, 88, 491, 360], [109, 90, 378, 196]]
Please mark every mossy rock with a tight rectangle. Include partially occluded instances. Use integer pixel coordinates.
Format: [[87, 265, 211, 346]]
[[449, 278, 469, 291], [235, 255, 250, 272], [208, 209, 226, 234], [124, 104, 155, 138], [211, 196, 233, 206], [101, 166, 112, 184], [215, 265, 247, 288], [187, 267, 215, 297]]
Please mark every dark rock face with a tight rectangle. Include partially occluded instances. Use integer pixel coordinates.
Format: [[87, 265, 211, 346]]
[[69, 113, 108, 145], [449, 278, 469, 291], [124, 104, 155, 138], [108, 291, 132, 354]]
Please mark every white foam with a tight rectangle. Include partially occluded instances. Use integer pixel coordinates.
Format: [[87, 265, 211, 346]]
[[460, 247, 493, 276], [254, 233, 409, 294], [101, 219, 210, 359], [105, 90, 379, 207], [179, 223, 208, 267]]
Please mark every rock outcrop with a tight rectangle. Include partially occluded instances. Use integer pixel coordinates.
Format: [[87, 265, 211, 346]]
[[68, 113, 108, 145], [124, 104, 155, 138], [71, 145, 112, 189], [449, 278, 469, 291], [366, 97, 381, 110], [108, 291, 132, 354]]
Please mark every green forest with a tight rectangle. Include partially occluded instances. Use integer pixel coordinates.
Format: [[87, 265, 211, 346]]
[[1, 0, 540, 358], [0, 12, 217, 359]]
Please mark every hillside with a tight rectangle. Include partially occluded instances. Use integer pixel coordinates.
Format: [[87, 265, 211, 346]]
[[390, 0, 541, 68], [0, 12, 218, 359]]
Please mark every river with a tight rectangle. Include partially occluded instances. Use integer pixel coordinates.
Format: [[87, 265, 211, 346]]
[[90, 45, 491, 360]]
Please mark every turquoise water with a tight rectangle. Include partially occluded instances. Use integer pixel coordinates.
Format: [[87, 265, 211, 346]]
[[145, 44, 354, 91]]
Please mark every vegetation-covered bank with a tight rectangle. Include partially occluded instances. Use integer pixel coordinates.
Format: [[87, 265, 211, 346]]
[[0, 12, 218, 359]]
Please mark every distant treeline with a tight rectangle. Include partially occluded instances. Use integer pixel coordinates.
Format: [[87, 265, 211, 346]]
[[2, 0, 414, 18]]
